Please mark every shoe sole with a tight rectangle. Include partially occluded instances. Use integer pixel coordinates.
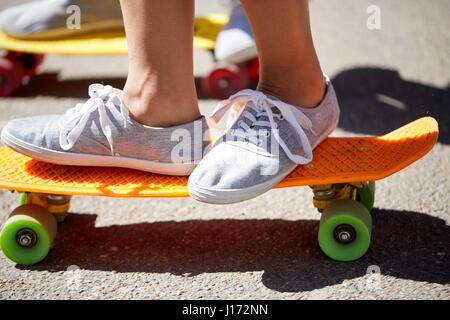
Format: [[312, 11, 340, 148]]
[[1, 130, 196, 176], [188, 168, 293, 204]]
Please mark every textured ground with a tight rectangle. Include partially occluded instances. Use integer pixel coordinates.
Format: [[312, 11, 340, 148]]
[[0, 0, 448, 300]]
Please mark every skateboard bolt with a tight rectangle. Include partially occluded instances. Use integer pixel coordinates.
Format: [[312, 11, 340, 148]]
[[218, 78, 231, 89], [16, 228, 38, 248], [47, 194, 71, 205], [19, 235, 32, 246], [333, 224, 356, 244], [313, 188, 335, 200], [338, 231, 351, 242]]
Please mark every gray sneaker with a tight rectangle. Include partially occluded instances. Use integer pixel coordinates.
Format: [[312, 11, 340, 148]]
[[188, 75, 340, 203], [0, 0, 123, 40], [1, 84, 209, 175]]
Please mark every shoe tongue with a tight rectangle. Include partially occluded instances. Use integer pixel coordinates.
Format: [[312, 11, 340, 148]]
[[264, 93, 280, 101], [105, 96, 126, 114], [246, 99, 281, 120], [103, 89, 125, 107]]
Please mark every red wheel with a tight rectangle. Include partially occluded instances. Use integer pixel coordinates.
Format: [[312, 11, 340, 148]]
[[19, 53, 45, 77], [246, 57, 259, 81], [0, 54, 26, 97], [202, 63, 249, 99]]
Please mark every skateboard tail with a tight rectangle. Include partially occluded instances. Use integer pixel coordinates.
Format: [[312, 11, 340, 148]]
[[371, 116, 439, 179], [278, 117, 439, 187]]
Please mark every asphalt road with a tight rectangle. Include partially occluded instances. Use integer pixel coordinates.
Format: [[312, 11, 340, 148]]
[[0, 0, 448, 300]]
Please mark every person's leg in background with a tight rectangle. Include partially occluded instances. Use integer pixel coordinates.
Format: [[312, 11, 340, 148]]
[[120, 0, 201, 127]]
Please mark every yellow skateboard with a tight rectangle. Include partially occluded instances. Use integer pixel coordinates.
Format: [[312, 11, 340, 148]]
[[0, 14, 258, 98], [0, 117, 438, 265]]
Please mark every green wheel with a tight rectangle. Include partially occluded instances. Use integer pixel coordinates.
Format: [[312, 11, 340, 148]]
[[0, 204, 57, 265], [356, 181, 376, 212], [318, 199, 372, 262], [19, 192, 28, 205]]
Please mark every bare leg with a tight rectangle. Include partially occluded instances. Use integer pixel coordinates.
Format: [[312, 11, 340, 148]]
[[241, 0, 325, 107], [120, 0, 201, 127]]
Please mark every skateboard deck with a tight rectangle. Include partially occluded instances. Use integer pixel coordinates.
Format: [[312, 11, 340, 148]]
[[0, 117, 438, 198], [0, 14, 229, 54]]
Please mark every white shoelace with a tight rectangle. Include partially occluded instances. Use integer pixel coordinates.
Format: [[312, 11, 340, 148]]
[[210, 89, 316, 164], [59, 84, 129, 155]]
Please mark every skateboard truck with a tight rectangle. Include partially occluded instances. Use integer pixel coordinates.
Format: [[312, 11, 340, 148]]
[[310, 182, 376, 249], [310, 183, 366, 212], [20, 192, 71, 222]]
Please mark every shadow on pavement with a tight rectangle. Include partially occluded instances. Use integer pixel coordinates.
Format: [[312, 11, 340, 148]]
[[18, 208, 449, 292], [14, 73, 214, 100], [332, 67, 449, 144], [13, 67, 449, 143]]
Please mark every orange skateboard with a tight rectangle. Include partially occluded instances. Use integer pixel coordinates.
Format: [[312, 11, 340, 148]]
[[0, 117, 439, 265]]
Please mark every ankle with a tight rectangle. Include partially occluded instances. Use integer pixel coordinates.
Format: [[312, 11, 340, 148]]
[[123, 90, 201, 127], [257, 66, 326, 108], [122, 75, 201, 127]]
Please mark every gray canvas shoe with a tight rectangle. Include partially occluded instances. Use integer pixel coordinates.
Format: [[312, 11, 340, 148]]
[[0, 0, 123, 40], [1, 84, 210, 175], [188, 75, 340, 203]]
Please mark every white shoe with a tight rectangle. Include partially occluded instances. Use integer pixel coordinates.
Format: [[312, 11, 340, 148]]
[[189, 76, 341, 204], [214, 1, 257, 64]]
